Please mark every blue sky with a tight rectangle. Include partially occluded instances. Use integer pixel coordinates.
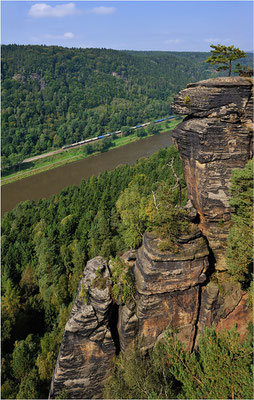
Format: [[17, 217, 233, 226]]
[[1, 1, 253, 52]]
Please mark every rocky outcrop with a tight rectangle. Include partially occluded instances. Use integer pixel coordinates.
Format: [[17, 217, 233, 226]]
[[117, 300, 138, 352], [214, 293, 252, 339], [120, 230, 210, 352], [29, 73, 46, 89], [197, 276, 252, 343], [12, 73, 26, 83], [50, 230, 210, 397], [12, 72, 46, 89], [135, 230, 208, 294], [49, 257, 115, 399], [50, 77, 253, 398], [172, 77, 253, 270]]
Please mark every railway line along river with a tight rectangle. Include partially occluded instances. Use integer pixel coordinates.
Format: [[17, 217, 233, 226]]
[[1, 131, 173, 216]]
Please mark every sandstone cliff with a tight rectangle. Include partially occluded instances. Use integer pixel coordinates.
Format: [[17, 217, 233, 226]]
[[171, 76, 253, 270], [171, 76, 253, 341], [132, 230, 209, 351], [49, 231, 210, 399], [49, 257, 116, 399], [49, 77, 253, 399]]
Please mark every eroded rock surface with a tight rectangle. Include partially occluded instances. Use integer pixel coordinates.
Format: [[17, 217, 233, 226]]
[[12, 72, 46, 89], [50, 77, 253, 398], [197, 277, 252, 343], [172, 77, 253, 270], [130, 231, 209, 351], [118, 300, 138, 352], [49, 257, 115, 399]]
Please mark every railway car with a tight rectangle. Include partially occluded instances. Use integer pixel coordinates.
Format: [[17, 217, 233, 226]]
[[62, 116, 175, 152], [154, 118, 166, 123]]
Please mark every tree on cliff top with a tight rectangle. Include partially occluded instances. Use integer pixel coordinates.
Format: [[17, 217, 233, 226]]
[[205, 44, 246, 76]]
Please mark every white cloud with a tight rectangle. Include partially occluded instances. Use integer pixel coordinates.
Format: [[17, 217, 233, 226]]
[[64, 32, 74, 39], [45, 32, 75, 40], [28, 3, 78, 18], [164, 39, 184, 45], [204, 38, 231, 44], [204, 38, 220, 43], [90, 7, 116, 15]]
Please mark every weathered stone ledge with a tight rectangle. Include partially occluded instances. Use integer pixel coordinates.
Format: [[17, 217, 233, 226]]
[[134, 231, 209, 295]]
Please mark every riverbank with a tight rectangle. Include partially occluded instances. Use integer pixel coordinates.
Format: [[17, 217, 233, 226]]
[[1, 119, 181, 186], [2, 130, 175, 215]]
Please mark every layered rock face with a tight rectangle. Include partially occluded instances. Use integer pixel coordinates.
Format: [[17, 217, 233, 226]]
[[49, 257, 115, 399], [196, 276, 252, 345], [171, 77, 253, 270], [50, 232, 210, 398], [116, 229, 210, 353], [132, 231, 209, 351]]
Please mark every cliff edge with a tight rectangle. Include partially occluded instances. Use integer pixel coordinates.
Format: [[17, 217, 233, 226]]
[[171, 76, 253, 270]]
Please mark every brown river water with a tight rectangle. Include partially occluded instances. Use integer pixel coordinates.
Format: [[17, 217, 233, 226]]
[[1, 131, 173, 216]]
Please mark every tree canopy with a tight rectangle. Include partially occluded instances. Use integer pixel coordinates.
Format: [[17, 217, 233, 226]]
[[226, 159, 253, 287], [1, 147, 185, 398], [2, 44, 235, 168], [205, 44, 246, 76], [104, 325, 253, 399]]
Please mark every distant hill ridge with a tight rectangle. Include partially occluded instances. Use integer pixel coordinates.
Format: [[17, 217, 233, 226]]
[[1, 44, 241, 166], [2, 44, 252, 165]]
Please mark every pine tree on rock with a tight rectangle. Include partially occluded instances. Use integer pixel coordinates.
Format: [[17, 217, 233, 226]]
[[205, 44, 246, 76]]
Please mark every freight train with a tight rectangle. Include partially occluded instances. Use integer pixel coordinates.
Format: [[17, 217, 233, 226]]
[[62, 115, 175, 150]]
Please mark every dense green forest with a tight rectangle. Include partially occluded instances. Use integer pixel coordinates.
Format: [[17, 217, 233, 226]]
[[1, 44, 231, 169], [2, 44, 253, 399], [1, 147, 186, 399], [2, 148, 252, 399], [103, 160, 253, 400], [104, 324, 253, 399]]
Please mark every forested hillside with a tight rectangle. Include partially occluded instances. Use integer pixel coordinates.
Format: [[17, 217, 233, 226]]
[[2, 45, 253, 399], [2, 148, 252, 399], [1, 147, 185, 399], [1, 45, 222, 167]]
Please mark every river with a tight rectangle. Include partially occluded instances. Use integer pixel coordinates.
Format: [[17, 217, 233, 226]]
[[1, 131, 173, 216]]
